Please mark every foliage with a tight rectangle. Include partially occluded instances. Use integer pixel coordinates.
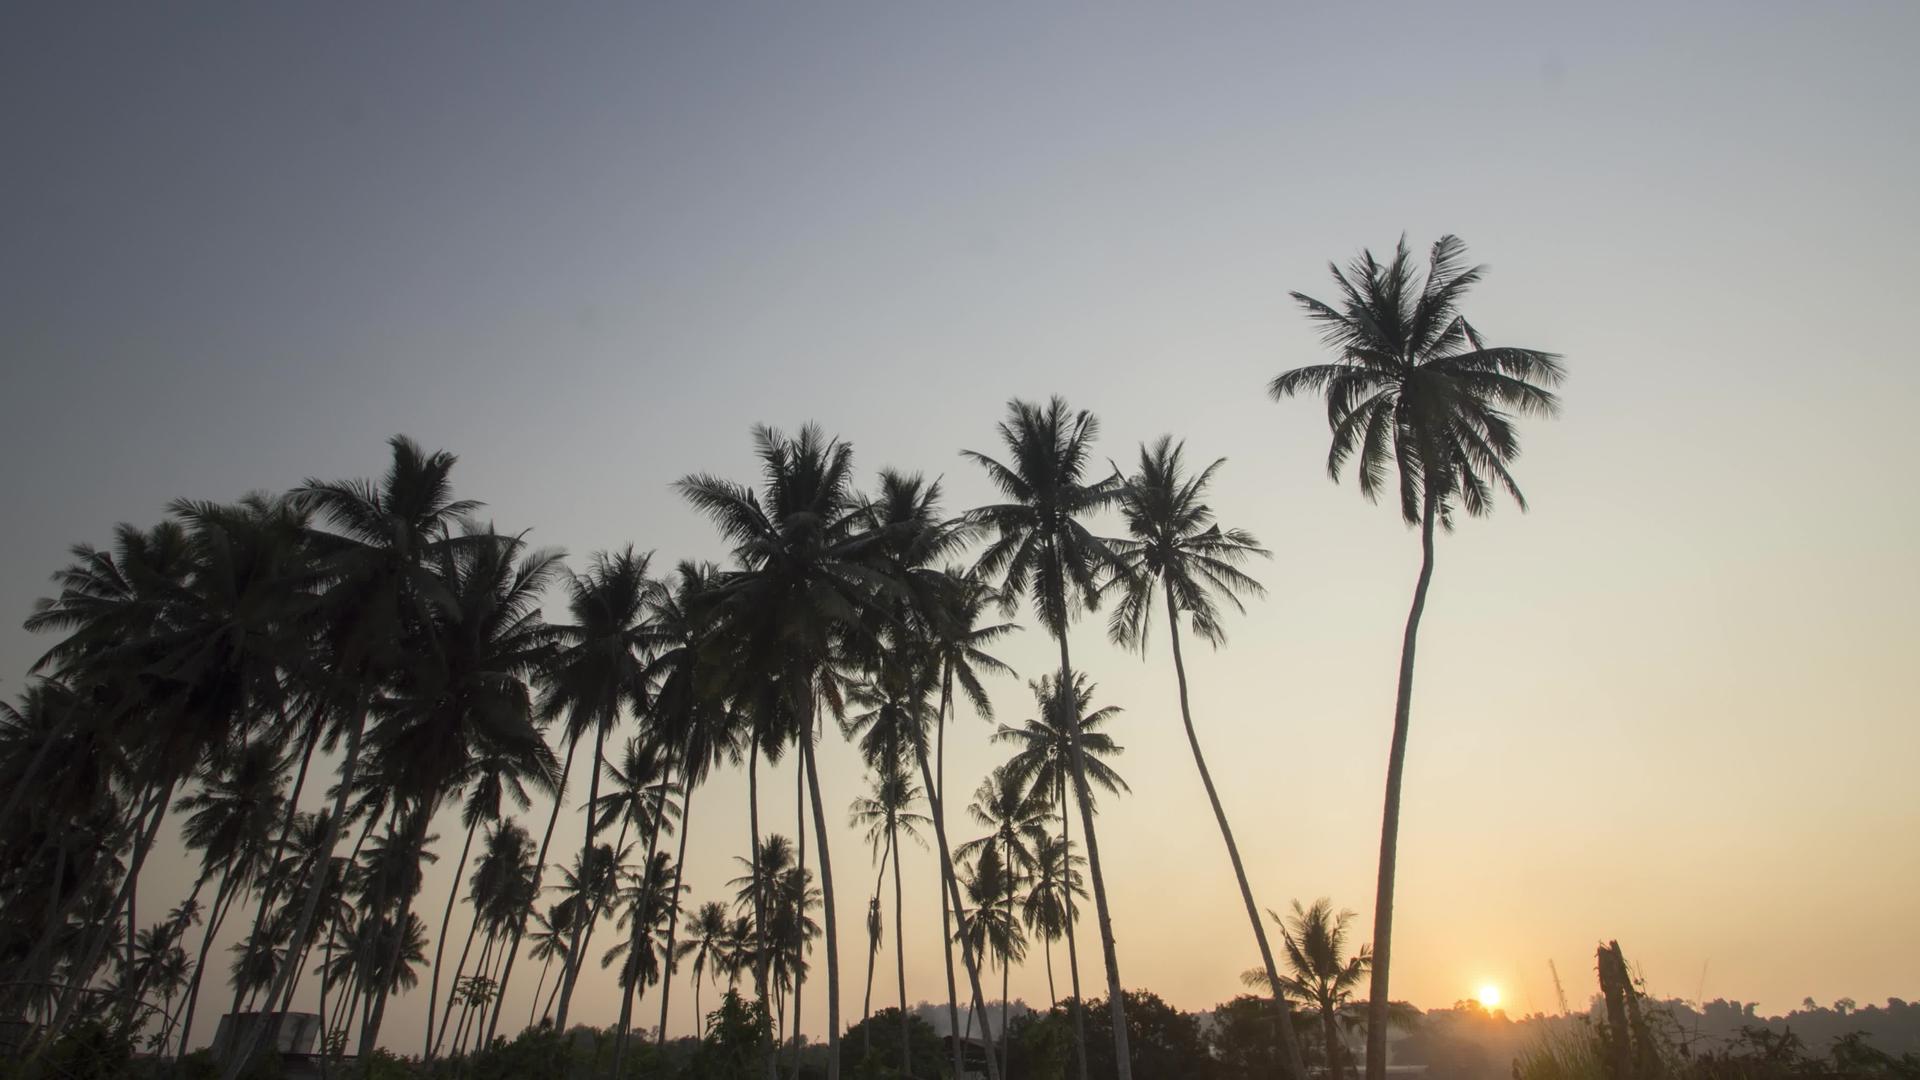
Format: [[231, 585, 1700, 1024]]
[[1069, 990, 1215, 1080], [684, 989, 774, 1080], [839, 1008, 943, 1079]]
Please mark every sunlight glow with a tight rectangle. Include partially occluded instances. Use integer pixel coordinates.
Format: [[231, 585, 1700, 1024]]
[[1478, 984, 1502, 1008]]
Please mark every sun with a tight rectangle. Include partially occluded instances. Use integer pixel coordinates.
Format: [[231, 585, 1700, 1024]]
[[1477, 984, 1502, 1008]]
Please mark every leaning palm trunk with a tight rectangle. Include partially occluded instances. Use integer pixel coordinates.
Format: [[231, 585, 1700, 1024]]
[[748, 750, 775, 1080], [1053, 628, 1132, 1080], [860, 842, 888, 1053], [432, 898, 485, 1055], [911, 722, 1004, 1080], [890, 824, 910, 1078], [610, 763, 674, 1079], [554, 722, 611, 1032], [1162, 580, 1309, 1080], [223, 707, 365, 1080], [360, 807, 433, 1059], [174, 867, 243, 1056], [937, 671, 964, 1080], [798, 701, 845, 1080], [656, 781, 697, 1048], [423, 813, 482, 1061], [45, 776, 177, 1042], [1058, 757, 1090, 1080], [480, 735, 575, 1047], [1364, 498, 1437, 1080]]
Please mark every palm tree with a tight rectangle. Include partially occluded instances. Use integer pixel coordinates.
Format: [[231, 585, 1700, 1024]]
[[356, 526, 561, 1058], [994, 672, 1127, 1080], [1019, 824, 1084, 1011], [965, 395, 1136, 1079], [847, 760, 929, 1073], [432, 820, 534, 1056], [676, 902, 732, 1029], [1106, 434, 1309, 1079], [679, 424, 890, 1080], [1271, 235, 1564, 1079], [607, 849, 685, 1075], [648, 560, 745, 1048], [954, 846, 1027, 1062], [226, 436, 476, 1080], [1243, 899, 1370, 1080], [958, 766, 1046, 1078], [523, 903, 572, 1028], [537, 546, 658, 1035], [170, 740, 289, 1056]]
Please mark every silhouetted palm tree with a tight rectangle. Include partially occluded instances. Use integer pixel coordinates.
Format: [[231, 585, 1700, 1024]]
[[1019, 824, 1085, 1011], [538, 546, 658, 1033], [606, 849, 683, 1076], [1244, 899, 1370, 1080], [679, 424, 888, 1080], [966, 395, 1135, 1079], [1271, 236, 1564, 1080], [678, 901, 732, 1034], [848, 759, 929, 1073], [1107, 435, 1308, 1079]]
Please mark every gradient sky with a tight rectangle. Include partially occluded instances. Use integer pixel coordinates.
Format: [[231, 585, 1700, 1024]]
[[4, 1, 1917, 1052]]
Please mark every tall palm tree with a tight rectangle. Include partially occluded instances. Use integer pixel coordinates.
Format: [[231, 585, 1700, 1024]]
[[954, 846, 1027, 1064], [1019, 824, 1084, 1011], [679, 424, 890, 1080], [433, 819, 534, 1056], [1243, 899, 1370, 1080], [356, 526, 561, 1058], [1106, 435, 1309, 1079], [1271, 236, 1564, 1080], [226, 436, 476, 1080], [847, 759, 929, 1074], [523, 903, 572, 1028], [994, 672, 1127, 1080], [537, 546, 658, 1035], [965, 395, 1136, 1079]]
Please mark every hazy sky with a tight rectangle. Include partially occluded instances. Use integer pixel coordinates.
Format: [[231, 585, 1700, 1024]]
[[4, 1, 1917, 1052]]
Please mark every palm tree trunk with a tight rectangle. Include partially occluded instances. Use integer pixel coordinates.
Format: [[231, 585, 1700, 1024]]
[[1363, 497, 1437, 1080], [612, 765, 675, 1079], [657, 780, 696, 1049], [480, 734, 576, 1048], [935, 667, 964, 1080], [1044, 935, 1056, 1011], [799, 702, 845, 1080], [432, 891, 486, 1056], [424, 812, 482, 1061], [1323, 1002, 1346, 1080], [222, 705, 364, 1080], [748, 749, 775, 1080], [890, 821, 910, 1078], [47, 775, 176, 1041], [554, 721, 611, 1032], [1001, 930, 1012, 1080], [1162, 582, 1309, 1080], [789, 750, 807, 1080], [1053, 628, 1132, 1080], [528, 953, 551, 1028], [1059, 762, 1089, 1080], [452, 931, 496, 1060], [174, 868, 239, 1056], [910, 721, 1003, 1080], [861, 839, 889, 1054]]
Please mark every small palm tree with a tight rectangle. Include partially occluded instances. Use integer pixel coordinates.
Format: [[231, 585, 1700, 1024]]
[[1107, 435, 1308, 1079], [966, 395, 1134, 1079], [847, 760, 930, 1072], [1020, 824, 1085, 1010], [677, 901, 732, 1031], [1271, 236, 1563, 1080], [957, 766, 1047, 1078], [954, 847, 1028, 1059], [1248, 899, 1370, 1080]]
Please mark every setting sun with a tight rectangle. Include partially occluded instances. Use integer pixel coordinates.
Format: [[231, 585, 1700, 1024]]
[[1478, 984, 1503, 1008]]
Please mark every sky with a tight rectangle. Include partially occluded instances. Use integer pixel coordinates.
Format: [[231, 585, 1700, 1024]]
[[3, 0, 1918, 1053]]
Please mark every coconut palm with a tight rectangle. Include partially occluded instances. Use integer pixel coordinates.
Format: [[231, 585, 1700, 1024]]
[[965, 395, 1136, 1079], [1106, 434, 1309, 1079], [606, 849, 684, 1076], [225, 437, 476, 1079], [958, 766, 1046, 1077], [1270, 235, 1564, 1079], [537, 546, 658, 1034], [994, 671, 1127, 1079], [674, 902, 731, 1028], [1019, 824, 1085, 1011], [169, 740, 289, 1056], [1242, 899, 1370, 1080], [678, 424, 891, 1080], [954, 846, 1027, 1061], [847, 759, 929, 1073], [523, 903, 572, 1028]]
